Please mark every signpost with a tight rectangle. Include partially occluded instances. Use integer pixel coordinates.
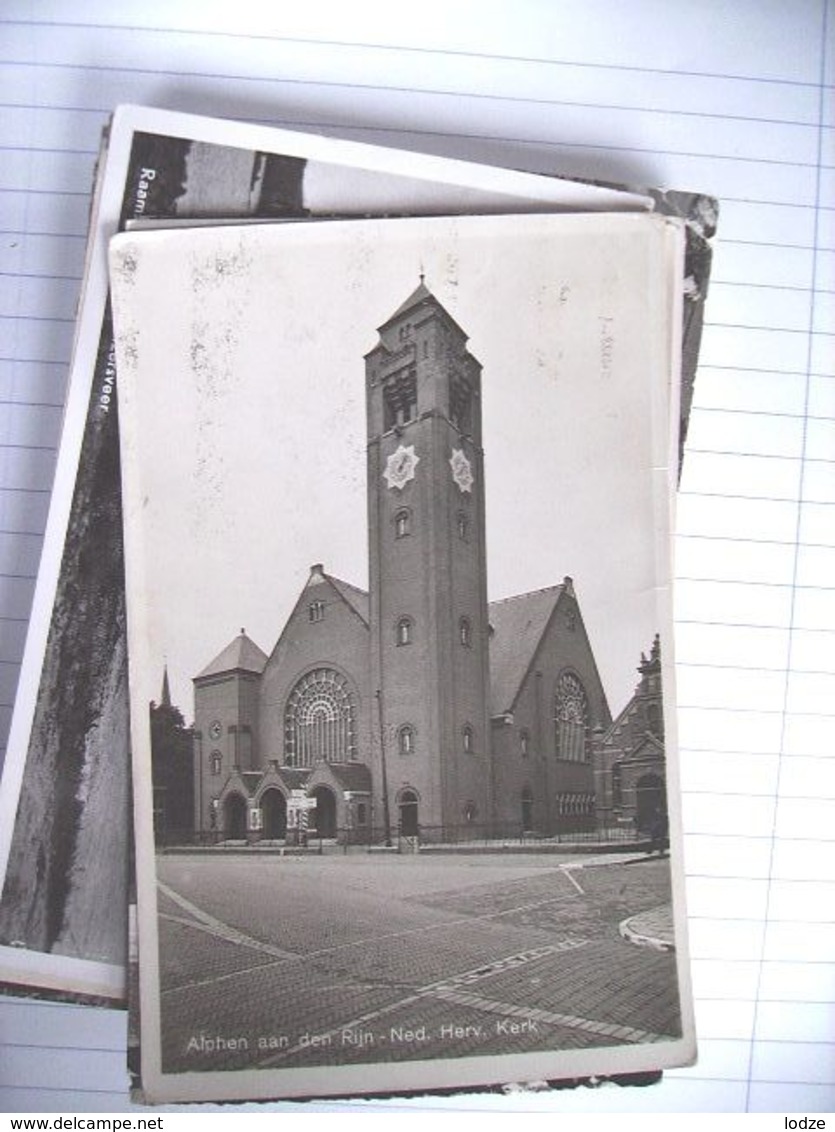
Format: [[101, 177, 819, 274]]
[[287, 790, 317, 846]]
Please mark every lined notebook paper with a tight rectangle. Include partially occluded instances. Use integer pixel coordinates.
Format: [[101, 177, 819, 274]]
[[1, 0, 832, 1114]]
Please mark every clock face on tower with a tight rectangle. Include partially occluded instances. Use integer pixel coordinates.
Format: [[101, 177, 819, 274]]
[[383, 444, 420, 490], [449, 448, 474, 493]]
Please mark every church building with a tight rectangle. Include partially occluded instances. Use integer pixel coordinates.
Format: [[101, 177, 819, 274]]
[[192, 281, 630, 844]]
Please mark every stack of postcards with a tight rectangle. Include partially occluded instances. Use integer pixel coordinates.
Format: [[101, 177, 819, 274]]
[[0, 106, 715, 1105]]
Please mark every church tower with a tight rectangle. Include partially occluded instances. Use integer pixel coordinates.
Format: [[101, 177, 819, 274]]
[[366, 281, 492, 834]]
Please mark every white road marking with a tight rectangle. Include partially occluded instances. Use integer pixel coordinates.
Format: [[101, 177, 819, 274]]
[[159, 882, 295, 960], [560, 866, 585, 895], [427, 986, 669, 1045], [258, 941, 589, 1068], [159, 868, 581, 996]]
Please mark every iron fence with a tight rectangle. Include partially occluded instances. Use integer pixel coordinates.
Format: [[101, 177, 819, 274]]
[[156, 820, 644, 853]]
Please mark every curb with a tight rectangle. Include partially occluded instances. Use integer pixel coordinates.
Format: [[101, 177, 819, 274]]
[[619, 908, 675, 953]]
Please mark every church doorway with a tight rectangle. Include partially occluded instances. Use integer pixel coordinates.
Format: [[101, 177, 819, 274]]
[[260, 789, 287, 839], [312, 786, 337, 838], [398, 790, 419, 837], [635, 773, 666, 833], [223, 792, 247, 839]]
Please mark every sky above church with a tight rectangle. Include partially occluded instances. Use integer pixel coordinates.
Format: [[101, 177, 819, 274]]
[[111, 212, 676, 722]]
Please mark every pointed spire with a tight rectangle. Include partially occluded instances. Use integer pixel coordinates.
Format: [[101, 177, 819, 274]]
[[374, 275, 470, 345], [382, 279, 434, 327], [638, 634, 662, 676], [161, 665, 172, 707]]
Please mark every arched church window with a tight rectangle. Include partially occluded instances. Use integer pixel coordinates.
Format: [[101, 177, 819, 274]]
[[284, 668, 356, 767], [456, 512, 469, 541], [463, 801, 477, 823], [308, 600, 325, 623], [459, 616, 472, 647], [520, 729, 529, 757], [398, 724, 415, 755], [396, 616, 413, 646], [554, 671, 590, 762], [394, 509, 410, 538], [210, 750, 222, 776], [462, 724, 474, 753]]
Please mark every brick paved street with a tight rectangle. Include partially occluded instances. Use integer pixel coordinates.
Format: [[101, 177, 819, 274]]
[[155, 851, 681, 1074]]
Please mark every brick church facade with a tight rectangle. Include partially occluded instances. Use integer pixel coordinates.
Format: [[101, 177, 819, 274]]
[[190, 282, 665, 843]]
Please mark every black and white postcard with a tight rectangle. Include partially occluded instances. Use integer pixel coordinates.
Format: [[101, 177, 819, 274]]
[[0, 106, 652, 1001], [110, 211, 694, 1101]]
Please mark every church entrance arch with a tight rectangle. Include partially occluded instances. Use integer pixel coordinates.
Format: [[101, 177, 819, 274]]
[[635, 773, 666, 833], [312, 786, 337, 839], [223, 792, 247, 839], [398, 789, 419, 837], [260, 788, 287, 839]]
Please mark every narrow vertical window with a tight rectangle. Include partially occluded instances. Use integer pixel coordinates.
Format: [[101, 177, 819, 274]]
[[383, 370, 417, 430], [459, 617, 471, 647], [396, 617, 412, 646], [521, 787, 533, 832]]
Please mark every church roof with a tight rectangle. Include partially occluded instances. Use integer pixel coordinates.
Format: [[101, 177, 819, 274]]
[[195, 629, 268, 681], [488, 583, 567, 715], [327, 575, 370, 627], [321, 762, 373, 793], [377, 278, 468, 341], [303, 563, 369, 627], [599, 637, 664, 746], [383, 280, 433, 325], [271, 766, 311, 791]]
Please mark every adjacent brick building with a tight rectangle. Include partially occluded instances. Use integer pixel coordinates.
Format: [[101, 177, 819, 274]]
[[592, 634, 667, 835]]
